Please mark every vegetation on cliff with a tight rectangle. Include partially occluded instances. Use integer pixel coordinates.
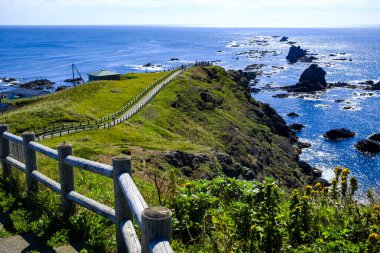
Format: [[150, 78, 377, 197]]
[[0, 66, 377, 252]]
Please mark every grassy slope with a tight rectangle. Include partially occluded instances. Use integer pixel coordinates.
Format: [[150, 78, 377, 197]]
[[0, 72, 166, 133], [0, 66, 307, 252], [39, 66, 303, 186]]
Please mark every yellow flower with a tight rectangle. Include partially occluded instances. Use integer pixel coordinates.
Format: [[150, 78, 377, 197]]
[[342, 168, 350, 177], [315, 182, 322, 190], [303, 195, 310, 201], [334, 166, 343, 176], [305, 185, 313, 196], [332, 178, 338, 185], [250, 224, 257, 232], [368, 233, 379, 245], [181, 182, 191, 188]]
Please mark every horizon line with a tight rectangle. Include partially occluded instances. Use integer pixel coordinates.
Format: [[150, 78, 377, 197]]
[[1, 24, 380, 29]]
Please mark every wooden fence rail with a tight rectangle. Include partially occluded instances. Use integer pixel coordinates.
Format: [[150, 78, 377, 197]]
[[0, 124, 173, 253], [34, 67, 187, 141], [34, 68, 180, 137]]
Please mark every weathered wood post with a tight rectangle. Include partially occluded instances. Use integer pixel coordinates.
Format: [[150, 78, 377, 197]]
[[141, 207, 172, 253], [57, 144, 75, 219], [22, 132, 39, 195], [0, 125, 11, 181], [112, 157, 133, 253]]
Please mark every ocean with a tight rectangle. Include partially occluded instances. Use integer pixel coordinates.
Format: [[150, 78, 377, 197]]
[[1, 26, 380, 192]]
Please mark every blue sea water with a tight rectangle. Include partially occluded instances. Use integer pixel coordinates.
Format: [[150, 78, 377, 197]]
[[1, 26, 380, 192]]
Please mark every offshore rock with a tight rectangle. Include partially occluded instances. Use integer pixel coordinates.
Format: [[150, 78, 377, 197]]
[[323, 128, 356, 141], [286, 45, 307, 63], [284, 64, 327, 92], [355, 139, 380, 154]]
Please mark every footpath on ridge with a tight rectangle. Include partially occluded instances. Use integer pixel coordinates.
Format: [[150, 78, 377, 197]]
[[36, 68, 184, 140]]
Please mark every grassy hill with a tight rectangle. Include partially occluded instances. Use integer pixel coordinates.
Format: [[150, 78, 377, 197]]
[[1, 71, 166, 133], [1, 66, 374, 252]]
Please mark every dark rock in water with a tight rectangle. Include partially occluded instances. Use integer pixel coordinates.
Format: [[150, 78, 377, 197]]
[[288, 123, 305, 131], [244, 64, 265, 72], [280, 36, 289, 42], [359, 80, 374, 85], [367, 81, 380, 90], [169, 58, 180, 61], [1, 77, 17, 82], [287, 112, 299, 117], [329, 82, 358, 89], [286, 45, 307, 63], [343, 106, 353, 110], [369, 134, 380, 142], [355, 139, 380, 154], [335, 99, 345, 103], [323, 128, 356, 141], [250, 88, 261, 93], [21, 79, 55, 89], [299, 64, 327, 85], [287, 41, 297, 45], [273, 93, 290, 98], [284, 64, 327, 92], [143, 63, 154, 67], [299, 56, 318, 63], [298, 141, 311, 149]]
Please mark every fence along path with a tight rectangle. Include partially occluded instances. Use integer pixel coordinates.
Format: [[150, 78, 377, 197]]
[[35, 68, 184, 140], [0, 124, 173, 253]]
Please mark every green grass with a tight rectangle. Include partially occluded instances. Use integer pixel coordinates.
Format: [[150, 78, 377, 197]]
[[0, 72, 167, 134], [0, 66, 308, 252]]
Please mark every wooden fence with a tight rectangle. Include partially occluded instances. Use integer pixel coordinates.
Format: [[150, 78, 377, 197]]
[[34, 68, 181, 139], [0, 124, 173, 253]]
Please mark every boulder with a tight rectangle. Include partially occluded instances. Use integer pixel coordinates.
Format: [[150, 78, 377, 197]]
[[298, 161, 314, 174], [1, 78, 17, 82], [297, 141, 311, 149], [286, 46, 307, 63], [369, 134, 380, 142], [284, 64, 327, 92], [355, 139, 380, 154], [21, 79, 55, 89], [359, 80, 374, 85], [164, 150, 210, 176], [287, 112, 299, 118], [367, 81, 380, 90], [323, 128, 356, 141], [244, 64, 264, 72], [273, 93, 290, 98], [299, 64, 327, 85], [288, 123, 305, 131], [280, 36, 289, 42], [169, 58, 180, 61]]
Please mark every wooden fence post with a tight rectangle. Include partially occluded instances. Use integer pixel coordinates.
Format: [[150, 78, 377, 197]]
[[22, 132, 39, 195], [0, 125, 11, 181], [57, 144, 75, 219], [112, 157, 133, 253], [141, 207, 172, 253]]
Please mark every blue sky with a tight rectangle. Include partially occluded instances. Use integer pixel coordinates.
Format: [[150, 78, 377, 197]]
[[1, 0, 379, 27]]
